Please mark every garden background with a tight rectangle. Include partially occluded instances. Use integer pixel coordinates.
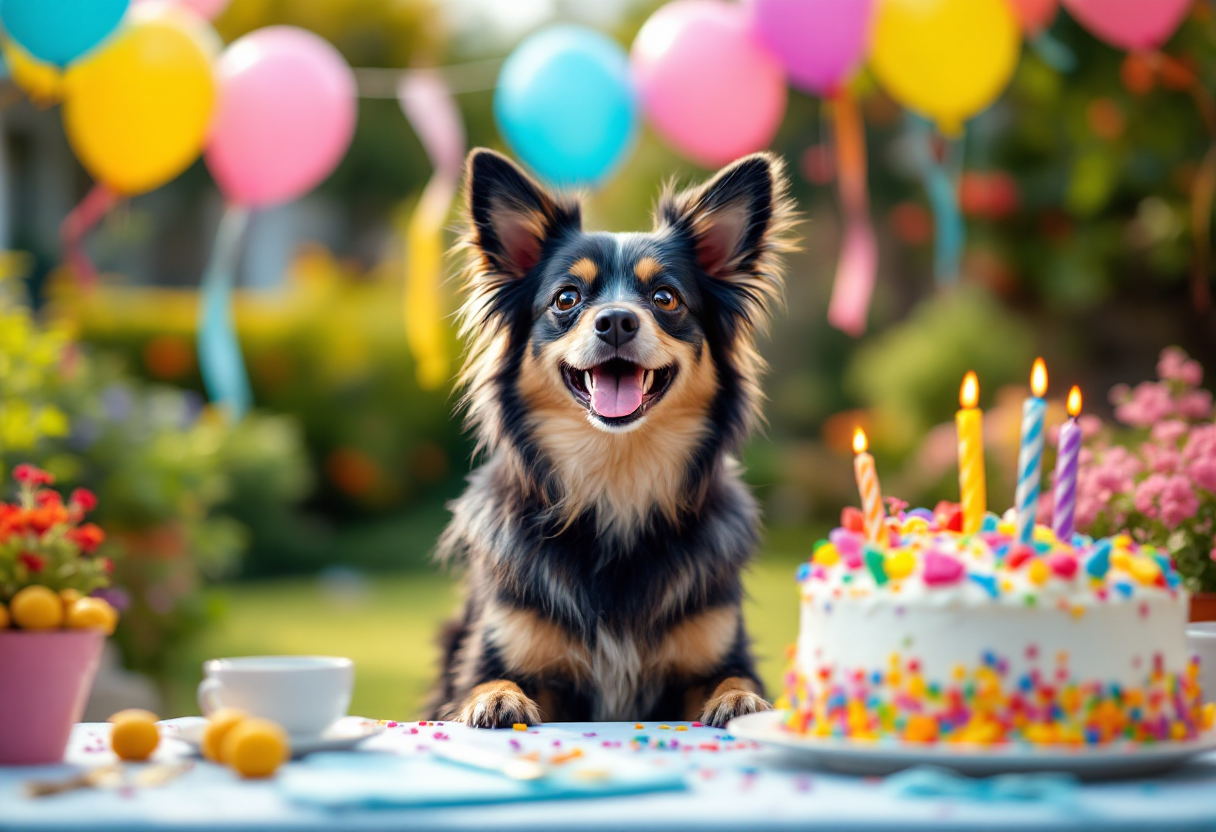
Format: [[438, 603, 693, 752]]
[[3, 0, 1216, 719]]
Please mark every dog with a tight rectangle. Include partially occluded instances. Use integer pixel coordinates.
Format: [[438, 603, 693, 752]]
[[427, 148, 796, 728]]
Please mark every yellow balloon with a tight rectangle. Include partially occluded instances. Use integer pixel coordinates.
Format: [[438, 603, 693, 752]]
[[3, 40, 63, 107], [870, 0, 1019, 135], [62, 6, 218, 195]]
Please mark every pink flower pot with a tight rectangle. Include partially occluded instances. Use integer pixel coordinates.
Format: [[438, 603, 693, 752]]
[[0, 629, 104, 765]]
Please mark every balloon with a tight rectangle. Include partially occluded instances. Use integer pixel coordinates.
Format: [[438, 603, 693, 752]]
[[61, 5, 218, 195], [870, 0, 1019, 135], [632, 0, 786, 167], [206, 27, 357, 208], [133, 0, 229, 21], [495, 25, 637, 187], [1061, 0, 1190, 52], [1, 39, 63, 106], [1008, 0, 1057, 35], [0, 0, 127, 66], [744, 0, 874, 95]]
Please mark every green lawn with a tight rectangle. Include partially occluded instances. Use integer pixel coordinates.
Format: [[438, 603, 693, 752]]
[[166, 536, 813, 720]]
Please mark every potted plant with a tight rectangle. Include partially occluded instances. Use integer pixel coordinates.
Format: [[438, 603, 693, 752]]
[[1039, 347, 1216, 619], [0, 463, 118, 765]]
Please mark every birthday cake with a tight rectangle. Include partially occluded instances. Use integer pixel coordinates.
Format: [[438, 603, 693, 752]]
[[785, 504, 1213, 745]]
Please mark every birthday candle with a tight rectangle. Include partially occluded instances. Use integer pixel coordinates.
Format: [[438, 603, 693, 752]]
[[956, 371, 986, 535], [1053, 386, 1083, 543], [1015, 358, 1049, 543], [852, 427, 885, 544]]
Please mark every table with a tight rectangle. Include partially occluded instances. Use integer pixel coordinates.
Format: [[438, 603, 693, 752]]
[[4, 719, 1216, 831]]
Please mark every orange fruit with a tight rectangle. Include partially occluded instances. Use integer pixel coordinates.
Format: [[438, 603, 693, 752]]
[[10, 586, 63, 630], [0, 603, 9, 629], [201, 708, 248, 763], [222, 718, 289, 778], [66, 597, 117, 634], [109, 710, 160, 761]]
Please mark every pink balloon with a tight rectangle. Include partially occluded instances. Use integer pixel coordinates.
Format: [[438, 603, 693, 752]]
[[133, 0, 230, 20], [632, 0, 787, 167], [744, 0, 874, 95], [1062, 0, 1191, 52], [1007, 0, 1057, 35], [206, 26, 357, 208]]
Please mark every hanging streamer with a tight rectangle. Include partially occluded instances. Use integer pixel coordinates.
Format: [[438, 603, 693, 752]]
[[398, 70, 466, 389], [197, 205, 253, 420], [908, 115, 965, 285], [59, 183, 117, 287], [1028, 31, 1076, 73], [826, 92, 877, 337]]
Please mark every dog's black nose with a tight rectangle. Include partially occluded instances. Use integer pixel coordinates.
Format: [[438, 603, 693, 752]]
[[594, 307, 638, 347]]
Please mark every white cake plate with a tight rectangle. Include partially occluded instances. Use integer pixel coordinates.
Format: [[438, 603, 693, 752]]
[[728, 710, 1216, 780], [163, 716, 384, 758]]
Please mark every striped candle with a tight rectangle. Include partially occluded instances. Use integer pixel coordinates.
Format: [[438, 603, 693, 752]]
[[853, 428, 886, 544], [1053, 386, 1083, 542], [1015, 358, 1049, 544]]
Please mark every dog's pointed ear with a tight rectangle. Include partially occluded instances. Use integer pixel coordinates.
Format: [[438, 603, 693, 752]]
[[465, 149, 581, 279], [656, 153, 794, 303]]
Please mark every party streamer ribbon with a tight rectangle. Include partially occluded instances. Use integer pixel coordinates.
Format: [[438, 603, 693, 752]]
[[59, 183, 118, 287], [398, 70, 466, 389], [908, 115, 964, 286], [197, 205, 253, 420], [826, 92, 878, 337], [1028, 31, 1076, 74]]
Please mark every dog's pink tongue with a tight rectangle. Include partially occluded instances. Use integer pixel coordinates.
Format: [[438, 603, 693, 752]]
[[590, 365, 645, 418]]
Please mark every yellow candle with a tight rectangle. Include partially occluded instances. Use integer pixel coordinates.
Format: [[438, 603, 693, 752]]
[[955, 371, 986, 535], [852, 427, 885, 544]]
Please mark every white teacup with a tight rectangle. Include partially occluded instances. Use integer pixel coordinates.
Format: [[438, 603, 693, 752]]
[[1186, 623, 1216, 705], [197, 656, 353, 736]]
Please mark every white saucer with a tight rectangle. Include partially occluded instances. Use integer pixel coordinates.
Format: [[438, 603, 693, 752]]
[[728, 710, 1216, 779], [164, 716, 385, 758]]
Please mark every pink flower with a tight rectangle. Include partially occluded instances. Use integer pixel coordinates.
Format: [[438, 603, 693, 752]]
[[1078, 414, 1104, 440], [1142, 443, 1182, 475], [1114, 381, 1175, 427], [1176, 389, 1213, 420], [1134, 474, 1166, 519], [1150, 420, 1188, 446], [1159, 475, 1200, 528], [1190, 459, 1216, 493], [1158, 346, 1203, 387]]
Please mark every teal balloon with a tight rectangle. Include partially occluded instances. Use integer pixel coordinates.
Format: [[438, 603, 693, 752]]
[[1, 0, 129, 66], [495, 25, 637, 188]]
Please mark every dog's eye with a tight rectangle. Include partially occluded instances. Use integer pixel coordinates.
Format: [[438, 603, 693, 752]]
[[553, 288, 581, 312], [652, 287, 680, 311]]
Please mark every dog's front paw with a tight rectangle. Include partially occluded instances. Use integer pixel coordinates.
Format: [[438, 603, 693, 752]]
[[700, 677, 771, 728], [456, 681, 542, 729]]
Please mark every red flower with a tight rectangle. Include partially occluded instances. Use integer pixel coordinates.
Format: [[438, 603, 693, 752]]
[[0, 503, 24, 537], [26, 503, 69, 534], [100, 557, 114, 574], [18, 552, 45, 572], [69, 488, 98, 513], [68, 523, 106, 553], [13, 464, 54, 487], [35, 490, 63, 507]]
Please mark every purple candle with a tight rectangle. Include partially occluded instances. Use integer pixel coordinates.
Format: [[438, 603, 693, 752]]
[[1052, 386, 1083, 542]]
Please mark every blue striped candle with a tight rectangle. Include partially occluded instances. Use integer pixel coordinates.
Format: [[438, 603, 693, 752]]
[[1015, 358, 1048, 543]]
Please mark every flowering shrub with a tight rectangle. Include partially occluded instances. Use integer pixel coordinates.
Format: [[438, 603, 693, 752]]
[[1046, 347, 1216, 593], [0, 464, 110, 599]]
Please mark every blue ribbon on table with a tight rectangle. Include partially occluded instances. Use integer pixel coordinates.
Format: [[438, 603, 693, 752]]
[[197, 205, 253, 420], [883, 765, 1080, 806], [907, 115, 964, 286]]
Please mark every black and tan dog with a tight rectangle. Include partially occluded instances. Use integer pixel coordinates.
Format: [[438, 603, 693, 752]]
[[428, 148, 796, 728]]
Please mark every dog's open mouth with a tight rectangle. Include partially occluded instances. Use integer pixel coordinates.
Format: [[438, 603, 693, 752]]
[[561, 358, 676, 425]]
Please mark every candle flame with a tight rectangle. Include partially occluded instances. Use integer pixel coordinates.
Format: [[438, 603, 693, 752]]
[[1067, 385, 1082, 418], [853, 427, 868, 455], [960, 371, 979, 409], [1030, 358, 1048, 398]]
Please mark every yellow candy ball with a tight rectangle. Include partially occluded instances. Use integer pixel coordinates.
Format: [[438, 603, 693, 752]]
[[201, 708, 248, 763], [813, 544, 840, 567], [901, 517, 929, 534], [1128, 557, 1162, 586], [10, 586, 63, 630], [0, 603, 9, 629], [885, 551, 915, 580], [109, 710, 160, 761], [223, 718, 289, 778], [66, 597, 117, 634], [1027, 559, 1050, 586]]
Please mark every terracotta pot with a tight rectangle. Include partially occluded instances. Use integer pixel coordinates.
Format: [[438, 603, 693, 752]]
[[0, 629, 104, 765], [1190, 593, 1216, 623]]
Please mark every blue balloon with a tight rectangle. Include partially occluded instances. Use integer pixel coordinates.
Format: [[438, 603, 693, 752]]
[[1, 0, 129, 66], [495, 25, 637, 188]]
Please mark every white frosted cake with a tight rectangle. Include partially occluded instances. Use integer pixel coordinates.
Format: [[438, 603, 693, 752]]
[[784, 505, 1211, 745]]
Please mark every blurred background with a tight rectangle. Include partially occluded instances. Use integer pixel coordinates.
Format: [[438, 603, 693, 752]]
[[2, 0, 1215, 719]]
